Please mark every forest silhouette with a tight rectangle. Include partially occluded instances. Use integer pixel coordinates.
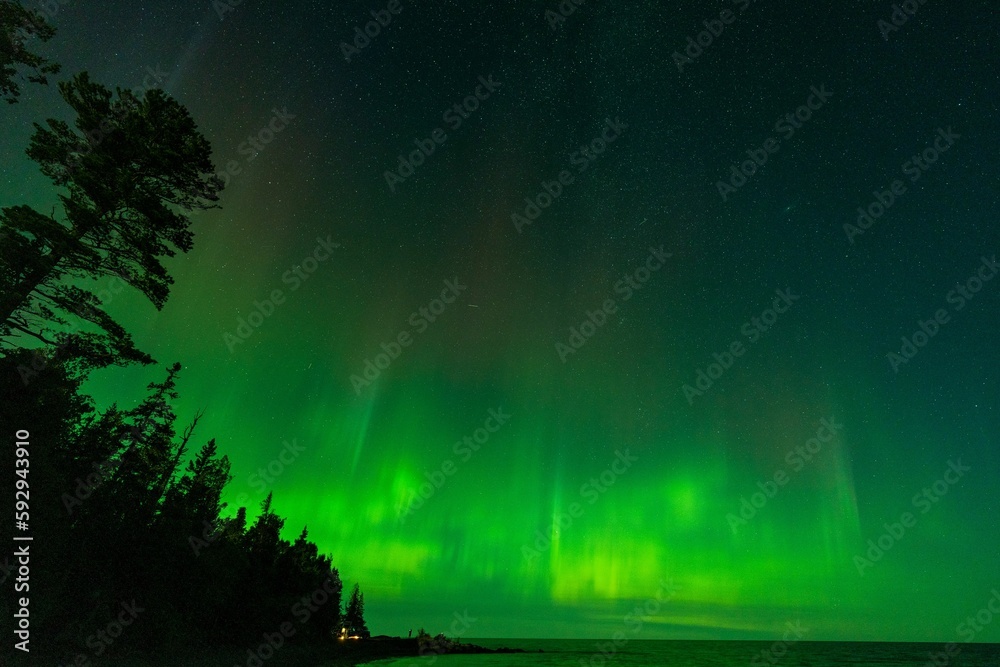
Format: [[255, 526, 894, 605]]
[[0, 3, 371, 661]]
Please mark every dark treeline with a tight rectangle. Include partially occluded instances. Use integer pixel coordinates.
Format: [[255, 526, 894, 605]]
[[0, 2, 365, 660], [1, 354, 350, 655]]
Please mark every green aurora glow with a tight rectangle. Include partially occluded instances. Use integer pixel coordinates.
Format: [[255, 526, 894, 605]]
[[2, 0, 998, 642]]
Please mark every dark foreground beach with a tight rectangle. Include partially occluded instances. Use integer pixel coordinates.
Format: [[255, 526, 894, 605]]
[[29, 636, 528, 667]]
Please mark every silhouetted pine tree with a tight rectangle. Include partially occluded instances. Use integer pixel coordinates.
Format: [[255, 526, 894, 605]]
[[0, 65, 358, 658], [278, 527, 343, 639], [246, 492, 286, 564], [160, 438, 231, 530], [345, 584, 369, 638], [0, 0, 60, 103], [0, 72, 222, 372], [110, 363, 187, 527]]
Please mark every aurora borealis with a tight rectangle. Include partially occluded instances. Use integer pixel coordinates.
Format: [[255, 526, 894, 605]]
[[3, 0, 999, 643]]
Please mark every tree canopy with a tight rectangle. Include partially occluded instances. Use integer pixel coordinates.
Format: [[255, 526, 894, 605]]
[[0, 72, 223, 374], [0, 28, 364, 661], [0, 0, 60, 103]]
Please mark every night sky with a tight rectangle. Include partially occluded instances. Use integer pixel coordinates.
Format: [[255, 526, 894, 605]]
[[4, 0, 999, 642]]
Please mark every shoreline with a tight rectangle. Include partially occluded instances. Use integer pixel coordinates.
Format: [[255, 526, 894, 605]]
[[28, 636, 530, 667]]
